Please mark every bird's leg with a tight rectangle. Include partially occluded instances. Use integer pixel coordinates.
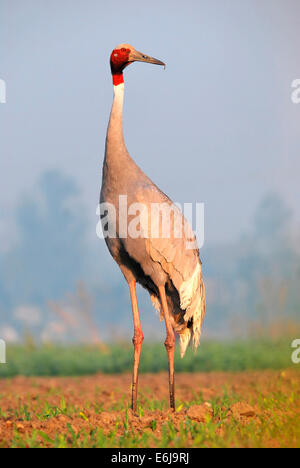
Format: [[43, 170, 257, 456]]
[[129, 280, 144, 413], [158, 285, 175, 411]]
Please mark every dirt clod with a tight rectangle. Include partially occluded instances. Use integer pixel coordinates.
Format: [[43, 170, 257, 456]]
[[187, 404, 213, 422], [228, 402, 257, 419], [16, 423, 25, 433]]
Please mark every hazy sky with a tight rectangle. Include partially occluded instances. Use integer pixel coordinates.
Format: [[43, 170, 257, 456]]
[[1, 0, 299, 252]]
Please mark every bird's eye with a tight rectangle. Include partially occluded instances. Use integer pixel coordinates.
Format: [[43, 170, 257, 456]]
[[121, 48, 127, 52]]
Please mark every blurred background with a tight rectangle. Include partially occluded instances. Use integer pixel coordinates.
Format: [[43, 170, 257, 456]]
[[0, 1, 299, 373]]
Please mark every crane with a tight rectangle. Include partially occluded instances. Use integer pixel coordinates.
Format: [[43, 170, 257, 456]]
[[100, 44, 206, 412]]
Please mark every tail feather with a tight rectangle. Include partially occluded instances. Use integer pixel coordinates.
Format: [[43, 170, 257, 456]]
[[179, 271, 206, 357], [179, 328, 192, 358], [150, 262, 206, 359]]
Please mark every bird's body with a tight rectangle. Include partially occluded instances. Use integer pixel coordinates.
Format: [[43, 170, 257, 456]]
[[100, 44, 206, 411]]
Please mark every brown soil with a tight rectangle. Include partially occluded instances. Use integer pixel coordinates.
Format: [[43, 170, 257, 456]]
[[0, 370, 299, 447]]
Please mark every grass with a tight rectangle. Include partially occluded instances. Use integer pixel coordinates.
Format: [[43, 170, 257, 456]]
[[0, 338, 298, 378], [1, 372, 299, 448], [1, 339, 299, 447]]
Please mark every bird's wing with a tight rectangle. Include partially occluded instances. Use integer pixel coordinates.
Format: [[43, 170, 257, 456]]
[[142, 187, 206, 356]]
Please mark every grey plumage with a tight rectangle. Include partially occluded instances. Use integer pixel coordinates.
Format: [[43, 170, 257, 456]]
[[100, 76, 206, 358]]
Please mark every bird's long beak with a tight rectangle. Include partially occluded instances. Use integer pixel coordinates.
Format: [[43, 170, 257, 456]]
[[130, 50, 165, 67]]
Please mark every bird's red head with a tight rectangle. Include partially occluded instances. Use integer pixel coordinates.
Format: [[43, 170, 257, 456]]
[[110, 44, 165, 86], [110, 44, 132, 86]]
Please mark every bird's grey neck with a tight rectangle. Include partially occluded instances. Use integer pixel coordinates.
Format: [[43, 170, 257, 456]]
[[105, 84, 131, 167]]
